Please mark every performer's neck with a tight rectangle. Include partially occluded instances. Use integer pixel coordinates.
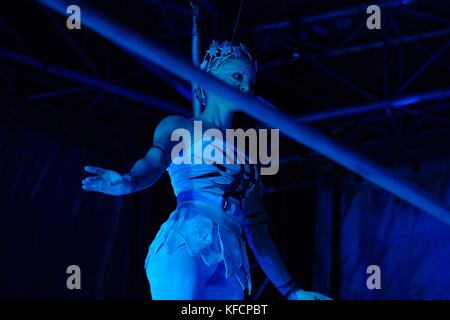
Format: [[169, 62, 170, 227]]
[[198, 102, 234, 130]]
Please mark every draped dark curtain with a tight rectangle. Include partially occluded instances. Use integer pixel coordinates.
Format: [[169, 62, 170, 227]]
[[0, 120, 174, 299], [337, 161, 450, 299]]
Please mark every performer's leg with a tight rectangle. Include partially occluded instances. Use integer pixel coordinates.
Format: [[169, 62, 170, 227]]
[[146, 244, 217, 300], [202, 261, 244, 300]]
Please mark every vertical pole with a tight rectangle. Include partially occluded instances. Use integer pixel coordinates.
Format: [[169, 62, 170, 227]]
[[191, 1, 201, 117]]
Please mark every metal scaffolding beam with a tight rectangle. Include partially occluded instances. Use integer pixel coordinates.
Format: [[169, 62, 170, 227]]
[[0, 48, 190, 116], [38, 0, 450, 225], [260, 28, 450, 70], [295, 88, 450, 123], [247, 0, 423, 32]]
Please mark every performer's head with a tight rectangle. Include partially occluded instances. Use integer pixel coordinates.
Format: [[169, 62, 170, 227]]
[[195, 41, 257, 112]]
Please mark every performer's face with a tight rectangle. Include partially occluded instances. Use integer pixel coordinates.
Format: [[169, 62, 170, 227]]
[[208, 57, 256, 111]]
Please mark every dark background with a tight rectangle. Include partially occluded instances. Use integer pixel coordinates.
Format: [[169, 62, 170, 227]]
[[0, 0, 449, 299]]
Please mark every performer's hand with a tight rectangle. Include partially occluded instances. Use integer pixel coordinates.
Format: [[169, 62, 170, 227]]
[[287, 289, 332, 300], [82, 166, 128, 195]]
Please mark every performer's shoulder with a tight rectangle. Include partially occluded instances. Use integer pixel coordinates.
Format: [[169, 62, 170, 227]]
[[156, 115, 190, 132]]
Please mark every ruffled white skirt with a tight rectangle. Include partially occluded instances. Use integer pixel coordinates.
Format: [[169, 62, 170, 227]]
[[144, 205, 252, 294]]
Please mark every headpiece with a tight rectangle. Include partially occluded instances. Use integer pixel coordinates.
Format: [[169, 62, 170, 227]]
[[199, 40, 257, 74]]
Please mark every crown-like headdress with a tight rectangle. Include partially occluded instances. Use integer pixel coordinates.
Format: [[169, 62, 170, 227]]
[[200, 40, 257, 73]]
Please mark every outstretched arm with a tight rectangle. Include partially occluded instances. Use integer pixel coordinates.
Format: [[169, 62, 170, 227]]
[[82, 115, 186, 195], [244, 180, 331, 300], [120, 115, 186, 193]]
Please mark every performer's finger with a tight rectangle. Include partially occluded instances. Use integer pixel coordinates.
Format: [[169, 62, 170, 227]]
[[84, 166, 107, 175], [81, 184, 98, 192], [82, 176, 102, 184]]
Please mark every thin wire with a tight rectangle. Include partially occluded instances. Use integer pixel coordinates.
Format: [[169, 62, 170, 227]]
[[231, 0, 244, 43]]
